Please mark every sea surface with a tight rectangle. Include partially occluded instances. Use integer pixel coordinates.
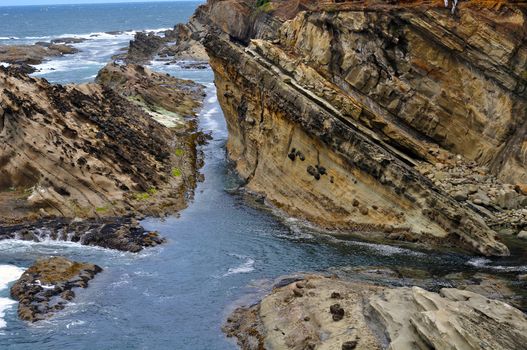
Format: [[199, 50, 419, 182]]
[[0, 2, 526, 349]]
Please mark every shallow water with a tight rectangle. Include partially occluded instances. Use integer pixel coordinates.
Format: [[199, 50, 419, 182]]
[[0, 3, 526, 349]]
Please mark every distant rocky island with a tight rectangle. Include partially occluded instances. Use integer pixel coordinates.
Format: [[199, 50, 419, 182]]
[[1, 0, 526, 348]]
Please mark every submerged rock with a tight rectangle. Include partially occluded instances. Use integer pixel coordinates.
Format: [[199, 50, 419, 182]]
[[224, 274, 527, 350], [10, 257, 102, 322]]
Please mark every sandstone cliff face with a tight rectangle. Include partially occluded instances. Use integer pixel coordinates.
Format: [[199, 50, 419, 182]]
[[195, 0, 527, 256], [0, 65, 202, 224]]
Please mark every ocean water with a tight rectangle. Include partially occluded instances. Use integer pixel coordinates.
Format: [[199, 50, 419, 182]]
[[0, 2, 526, 349]]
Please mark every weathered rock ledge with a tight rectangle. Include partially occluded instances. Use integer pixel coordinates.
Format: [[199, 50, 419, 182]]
[[0, 63, 204, 250], [224, 274, 527, 350], [192, 0, 527, 256], [10, 257, 102, 322]]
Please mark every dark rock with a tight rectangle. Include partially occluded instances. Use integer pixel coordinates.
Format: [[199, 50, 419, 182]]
[[10, 257, 102, 322], [331, 292, 341, 299], [342, 340, 358, 350], [330, 303, 345, 321]]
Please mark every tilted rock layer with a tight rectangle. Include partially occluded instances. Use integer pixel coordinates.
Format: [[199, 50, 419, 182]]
[[0, 65, 203, 225], [224, 275, 527, 350], [194, 0, 527, 256]]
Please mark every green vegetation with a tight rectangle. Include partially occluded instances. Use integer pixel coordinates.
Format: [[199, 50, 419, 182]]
[[174, 148, 185, 157], [171, 167, 182, 177], [134, 192, 151, 201], [147, 187, 158, 195], [256, 0, 270, 8], [95, 206, 109, 213]]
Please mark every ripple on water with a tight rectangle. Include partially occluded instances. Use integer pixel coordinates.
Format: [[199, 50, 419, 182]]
[[222, 254, 255, 277]]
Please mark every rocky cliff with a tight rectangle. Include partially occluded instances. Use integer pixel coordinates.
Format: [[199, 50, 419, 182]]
[[0, 64, 203, 226], [194, 0, 527, 256]]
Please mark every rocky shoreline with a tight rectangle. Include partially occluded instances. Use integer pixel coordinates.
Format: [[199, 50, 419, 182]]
[[0, 62, 204, 225], [0, 217, 164, 252], [224, 273, 527, 350], [10, 257, 102, 322], [0, 41, 79, 73]]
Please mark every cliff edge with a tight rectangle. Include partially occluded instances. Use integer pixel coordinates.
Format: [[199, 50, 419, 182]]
[[193, 0, 527, 256]]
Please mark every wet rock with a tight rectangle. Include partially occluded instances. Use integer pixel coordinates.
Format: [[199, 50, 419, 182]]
[[121, 22, 207, 64], [293, 288, 304, 297], [0, 42, 79, 66], [0, 217, 165, 252], [330, 303, 345, 321], [342, 340, 358, 350], [518, 230, 527, 240], [331, 291, 341, 299], [10, 257, 102, 322]]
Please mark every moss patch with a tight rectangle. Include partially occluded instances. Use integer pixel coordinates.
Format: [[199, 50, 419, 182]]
[[171, 167, 182, 177], [134, 192, 151, 201], [175, 148, 185, 157]]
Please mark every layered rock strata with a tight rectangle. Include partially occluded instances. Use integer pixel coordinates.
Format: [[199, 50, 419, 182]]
[[10, 257, 102, 322], [0, 64, 204, 245], [193, 0, 527, 256]]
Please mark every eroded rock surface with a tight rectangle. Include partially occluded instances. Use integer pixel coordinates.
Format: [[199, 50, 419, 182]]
[[191, 0, 527, 256], [224, 274, 527, 350], [0, 64, 204, 238], [120, 20, 208, 64], [10, 257, 102, 322], [96, 63, 205, 127]]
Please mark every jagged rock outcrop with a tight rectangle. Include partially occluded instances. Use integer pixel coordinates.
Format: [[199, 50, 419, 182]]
[[193, 0, 527, 256], [224, 274, 527, 350], [96, 63, 205, 127], [10, 257, 102, 322], [120, 21, 208, 64], [0, 64, 203, 226]]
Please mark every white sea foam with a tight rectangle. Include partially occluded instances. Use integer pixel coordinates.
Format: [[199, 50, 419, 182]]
[[207, 95, 218, 104], [0, 265, 25, 329], [223, 255, 255, 277], [0, 265, 25, 291], [466, 257, 527, 272], [0, 298, 17, 329]]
